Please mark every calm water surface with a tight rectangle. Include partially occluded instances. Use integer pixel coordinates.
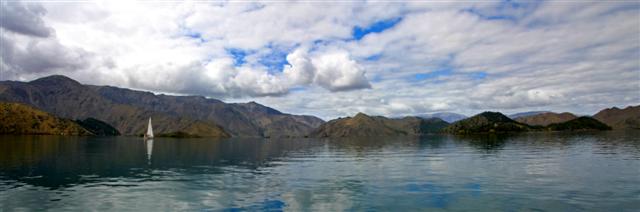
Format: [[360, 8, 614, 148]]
[[1, 131, 639, 211]]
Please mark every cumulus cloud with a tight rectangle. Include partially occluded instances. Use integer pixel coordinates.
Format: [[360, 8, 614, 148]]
[[0, 1, 372, 97], [311, 51, 371, 91], [0, 1, 94, 81], [283, 48, 315, 85], [202, 58, 289, 97], [0, 33, 90, 75], [0, 1, 52, 37], [117, 47, 371, 98], [1, 1, 638, 119], [283, 48, 371, 91]]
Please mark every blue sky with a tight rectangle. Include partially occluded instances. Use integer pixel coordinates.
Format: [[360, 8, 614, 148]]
[[0, 1, 638, 119], [352, 17, 403, 41]]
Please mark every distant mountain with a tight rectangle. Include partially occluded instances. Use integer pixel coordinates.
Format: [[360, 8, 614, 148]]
[[546, 117, 611, 131], [389, 116, 450, 134], [0, 75, 321, 137], [75, 118, 121, 136], [508, 111, 551, 119], [593, 105, 640, 129], [514, 112, 577, 126], [91, 85, 323, 137], [418, 112, 467, 123], [0, 102, 91, 135], [309, 113, 449, 137], [443, 112, 531, 134]]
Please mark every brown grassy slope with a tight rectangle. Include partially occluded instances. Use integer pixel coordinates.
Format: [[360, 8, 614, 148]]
[[593, 105, 640, 129], [310, 113, 403, 137], [0, 102, 92, 135], [515, 112, 578, 126], [309, 113, 449, 137]]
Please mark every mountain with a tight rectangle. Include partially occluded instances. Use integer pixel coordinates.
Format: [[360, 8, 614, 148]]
[[0, 75, 320, 137], [593, 105, 640, 129], [0, 75, 229, 138], [0, 102, 91, 135], [508, 111, 551, 119], [418, 112, 467, 123], [90, 85, 323, 137], [309, 113, 449, 137], [514, 112, 578, 126], [443, 112, 531, 134], [387, 116, 450, 134], [75, 118, 121, 136], [546, 117, 611, 131]]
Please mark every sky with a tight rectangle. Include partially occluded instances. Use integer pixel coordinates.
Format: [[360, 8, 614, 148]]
[[0, 0, 639, 120]]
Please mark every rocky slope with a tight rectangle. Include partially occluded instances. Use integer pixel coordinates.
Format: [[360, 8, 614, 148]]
[[442, 112, 531, 134], [90, 85, 322, 137], [0, 75, 320, 137], [309, 113, 449, 137], [593, 105, 640, 129], [0, 102, 91, 135], [515, 112, 578, 126]]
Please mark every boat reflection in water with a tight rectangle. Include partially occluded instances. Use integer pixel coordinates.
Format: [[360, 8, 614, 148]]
[[145, 139, 153, 165]]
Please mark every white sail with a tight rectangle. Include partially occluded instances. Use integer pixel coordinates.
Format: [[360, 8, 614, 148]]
[[146, 118, 154, 138]]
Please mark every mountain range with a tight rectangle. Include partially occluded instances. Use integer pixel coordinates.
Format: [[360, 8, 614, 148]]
[[309, 113, 449, 137], [514, 112, 578, 126], [593, 106, 640, 129], [508, 111, 551, 119], [418, 112, 468, 123], [1, 75, 638, 137], [442, 112, 531, 134], [509, 106, 639, 130], [0, 75, 322, 137]]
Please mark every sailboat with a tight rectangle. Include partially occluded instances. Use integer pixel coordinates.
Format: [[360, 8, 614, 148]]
[[143, 118, 154, 140]]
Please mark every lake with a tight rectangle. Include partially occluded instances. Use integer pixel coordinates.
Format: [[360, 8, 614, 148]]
[[1, 131, 639, 211]]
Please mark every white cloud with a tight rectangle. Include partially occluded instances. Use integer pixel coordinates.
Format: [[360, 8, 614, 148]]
[[310, 50, 371, 92], [283, 48, 315, 85], [1, 1, 638, 119], [0, 1, 96, 81]]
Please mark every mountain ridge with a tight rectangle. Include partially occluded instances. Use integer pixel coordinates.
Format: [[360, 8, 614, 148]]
[[593, 105, 640, 129], [514, 112, 578, 126], [442, 111, 532, 134], [1, 75, 636, 138], [309, 113, 449, 137], [508, 111, 551, 119], [0, 75, 321, 137], [418, 112, 468, 123]]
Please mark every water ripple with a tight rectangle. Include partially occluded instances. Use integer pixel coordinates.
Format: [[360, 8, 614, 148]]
[[0, 132, 639, 211]]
